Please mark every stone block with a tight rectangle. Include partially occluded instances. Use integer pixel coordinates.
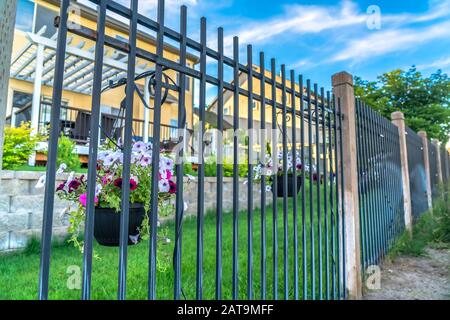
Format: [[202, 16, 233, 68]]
[[11, 195, 44, 213], [0, 196, 11, 213], [0, 213, 29, 231]]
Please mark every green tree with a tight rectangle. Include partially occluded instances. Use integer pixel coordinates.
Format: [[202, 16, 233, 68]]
[[355, 67, 450, 143]]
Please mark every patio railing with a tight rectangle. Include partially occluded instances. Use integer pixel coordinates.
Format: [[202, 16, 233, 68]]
[[12, 101, 182, 145]]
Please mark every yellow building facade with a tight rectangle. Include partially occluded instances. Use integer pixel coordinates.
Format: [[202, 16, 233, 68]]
[[207, 66, 335, 170]]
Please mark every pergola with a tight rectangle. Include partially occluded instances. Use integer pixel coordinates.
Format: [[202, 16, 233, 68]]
[[9, 26, 155, 142]]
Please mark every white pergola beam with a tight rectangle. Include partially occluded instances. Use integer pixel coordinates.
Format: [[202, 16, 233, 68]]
[[74, 53, 124, 92], [9, 26, 46, 66], [30, 44, 44, 132], [11, 47, 37, 78], [24, 36, 74, 79], [26, 32, 145, 74], [70, 66, 116, 92]]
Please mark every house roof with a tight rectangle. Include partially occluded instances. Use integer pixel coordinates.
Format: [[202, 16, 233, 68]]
[[44, 0, 199, 63]]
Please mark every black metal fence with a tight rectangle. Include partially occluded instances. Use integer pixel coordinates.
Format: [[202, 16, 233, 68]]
[[38, 0, 346, 300], [355, 100, 405, 269], [428, 141, 439, 199], [405, 126, 428, 220], [442, 145, 450, 184]]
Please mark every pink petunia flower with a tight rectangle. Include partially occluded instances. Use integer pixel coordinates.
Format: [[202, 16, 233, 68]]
[[79, 194, 99, 207], [159, 169, 173, 181]]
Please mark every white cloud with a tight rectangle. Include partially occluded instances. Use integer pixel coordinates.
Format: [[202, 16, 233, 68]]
[[221, 0, 450, 62], [223, 0, 365, 50], [416, 57, 450, 71], [329, 20, 450, 63]]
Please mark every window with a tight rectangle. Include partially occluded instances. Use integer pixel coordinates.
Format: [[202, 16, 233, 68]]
[[15, 0, 34, 33], [252, 101, 259, 110], [224, 107, 230, 115], [169, 119, 178, 138], [116, 35, 128, 42], [12, 91, 33, 110], [34, 4, 58, 37]]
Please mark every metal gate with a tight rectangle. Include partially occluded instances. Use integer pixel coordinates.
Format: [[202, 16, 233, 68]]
[[37, 0, 346, 300]]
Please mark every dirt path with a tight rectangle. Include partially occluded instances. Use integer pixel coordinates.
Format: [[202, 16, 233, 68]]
[[364, 247, 450, 300]]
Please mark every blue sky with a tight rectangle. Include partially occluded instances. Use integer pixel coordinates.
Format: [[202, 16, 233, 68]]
[[83, 0, 450, 101]]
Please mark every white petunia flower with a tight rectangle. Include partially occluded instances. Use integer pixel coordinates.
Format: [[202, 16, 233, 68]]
[[97, 151, 110, 161], [140, 155, 152, 167], [35, 175, 46, 189], [129, 234, 140, 245], [56, 163, 67, 175], [158, 179, 170, 193], [95, 184, 103, 197], [132, 141, 147, 153], [160, 157, 174, 171], [103, 154, 117, 167]]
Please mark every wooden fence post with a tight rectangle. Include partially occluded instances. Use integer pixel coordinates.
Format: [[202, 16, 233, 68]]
[[391, 112, 413, 236], [418, 131, 432, 208], [332, 71, 362, 300]]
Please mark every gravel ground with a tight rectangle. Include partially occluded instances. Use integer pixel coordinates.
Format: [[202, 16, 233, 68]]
[[364, 247, 450, 300]]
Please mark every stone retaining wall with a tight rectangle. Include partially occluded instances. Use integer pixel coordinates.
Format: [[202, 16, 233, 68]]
[[0, 171, 271, 251]]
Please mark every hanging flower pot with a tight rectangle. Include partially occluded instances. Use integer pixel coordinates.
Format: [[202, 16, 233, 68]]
[[275, 174, 303, 197], [94, 203, 146, 247]]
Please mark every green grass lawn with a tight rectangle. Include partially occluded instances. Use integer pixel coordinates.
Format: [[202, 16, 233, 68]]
[[0, 182, 341, 300]]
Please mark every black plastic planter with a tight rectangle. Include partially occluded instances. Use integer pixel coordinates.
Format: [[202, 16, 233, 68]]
[[94, 204, 146, 247], [275, 174, 303, 197]]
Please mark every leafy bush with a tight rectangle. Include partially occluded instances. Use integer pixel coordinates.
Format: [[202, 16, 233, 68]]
[[57, 135, 81, 171], [2, 123, 45, 169], [182, 160, 248, 178], [432, 191, 450, 243], [389, 188, 450, 258], [183, 163, 197, 176]]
